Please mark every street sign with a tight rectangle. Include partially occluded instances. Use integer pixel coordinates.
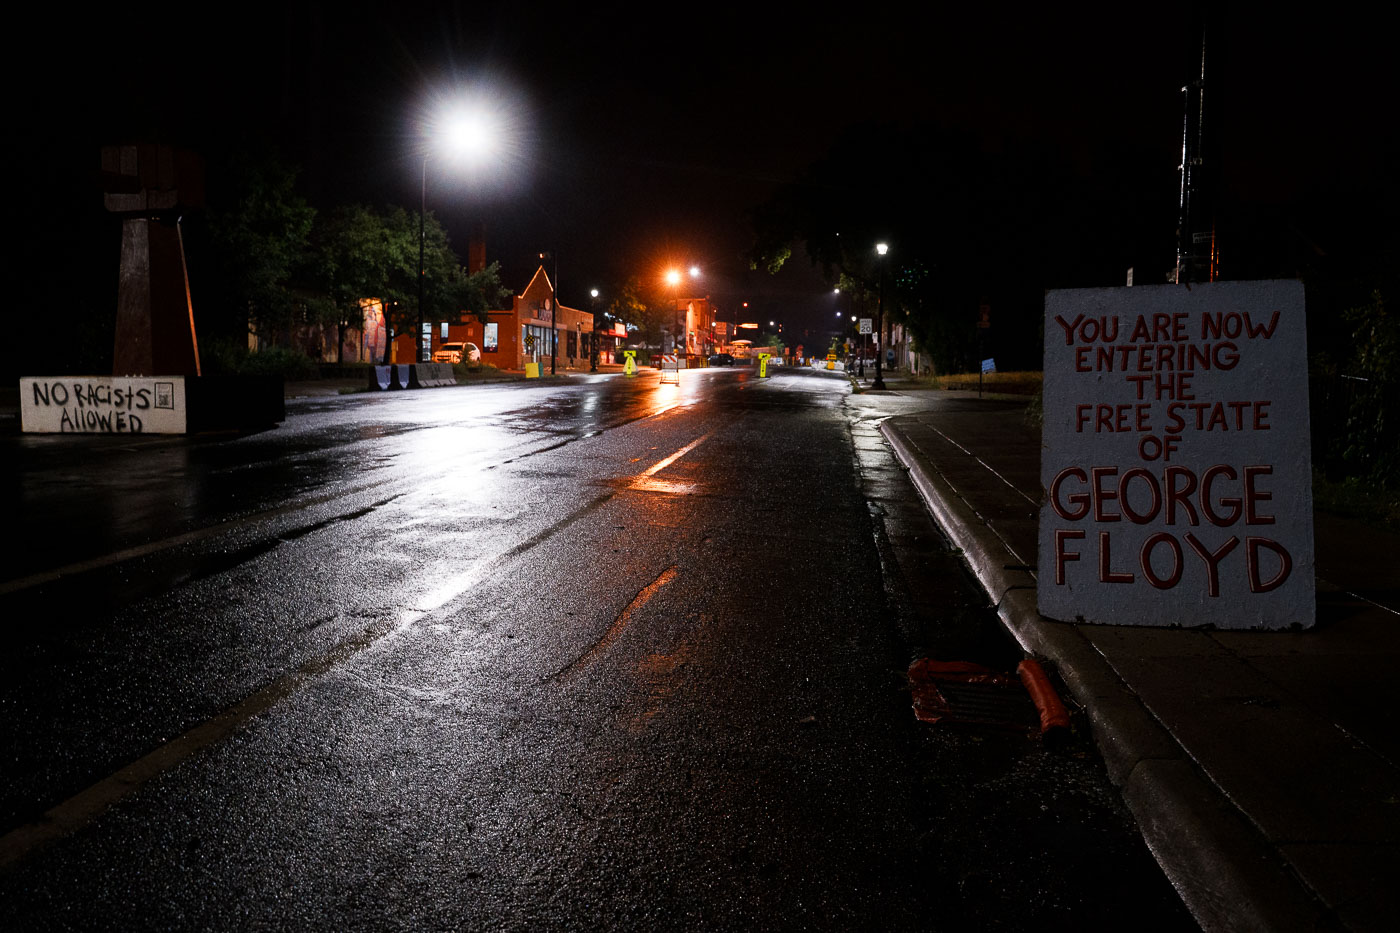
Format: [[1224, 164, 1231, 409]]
[[1038, 281, 1313, 629], [859, 318, 872, 335], [981, 358, 996, 373]]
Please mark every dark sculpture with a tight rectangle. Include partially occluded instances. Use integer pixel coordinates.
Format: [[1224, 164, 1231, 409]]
[[101, 144, 203, 377]]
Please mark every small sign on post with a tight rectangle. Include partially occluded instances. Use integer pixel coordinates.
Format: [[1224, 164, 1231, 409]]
[[1038, 281, 1313, 629], [979, 358, 995, 398]]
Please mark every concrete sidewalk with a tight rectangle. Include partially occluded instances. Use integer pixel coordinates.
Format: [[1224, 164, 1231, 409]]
[[874, 384, 1399, 933]]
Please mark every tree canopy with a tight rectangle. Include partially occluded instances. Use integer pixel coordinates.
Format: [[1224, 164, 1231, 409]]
[[746, 121, 1173, 373], [203, 148, 317, 347], [607, 276, 672, 349], [198, 147, 507, 361]]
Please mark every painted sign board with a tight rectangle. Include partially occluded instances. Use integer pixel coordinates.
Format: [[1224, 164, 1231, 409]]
[[1038, 280, 1313, 629], [21, 376, 187, 434]]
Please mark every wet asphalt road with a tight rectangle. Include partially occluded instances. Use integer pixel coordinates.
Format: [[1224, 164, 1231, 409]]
[[0, 368, 1196, 930]]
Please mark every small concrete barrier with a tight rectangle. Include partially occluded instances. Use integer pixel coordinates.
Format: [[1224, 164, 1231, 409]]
[[410, 363, 456, 388], [369, 365, 402, 391]]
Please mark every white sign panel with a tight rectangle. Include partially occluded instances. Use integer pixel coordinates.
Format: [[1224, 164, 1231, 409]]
[[21, 376, 187, 434], [859, 318, 873, 335], [1038, 281, 1313, 629]]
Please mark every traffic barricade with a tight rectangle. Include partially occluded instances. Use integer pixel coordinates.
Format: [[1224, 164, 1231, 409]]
[[410, 363, 456, 388], [369, 365, 405, 391]]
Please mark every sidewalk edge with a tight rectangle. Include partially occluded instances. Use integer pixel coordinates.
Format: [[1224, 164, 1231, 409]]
[[880, 417, 1325, 933]]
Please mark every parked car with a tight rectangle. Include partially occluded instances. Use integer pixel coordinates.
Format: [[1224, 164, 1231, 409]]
[[433, 341, 481, 364], [708, 352, 735, 366]]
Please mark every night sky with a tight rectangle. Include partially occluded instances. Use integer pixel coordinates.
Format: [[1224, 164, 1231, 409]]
[[19, 2, 1397, 346]]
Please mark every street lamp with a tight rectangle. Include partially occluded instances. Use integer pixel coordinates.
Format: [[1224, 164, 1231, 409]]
[[539, 251, 560, 374], [417, 159, 430, 364], [665, 266, 701, 358], [873, 242, 889, 390], [666, 269, 683, 357], [589, 288, 600, 372], [834, 287, 863, 378], [417, 102, 499, 365]]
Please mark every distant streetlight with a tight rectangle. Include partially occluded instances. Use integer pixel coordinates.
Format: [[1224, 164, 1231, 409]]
[[873, 242, 889, 390], [665, 266, 701, 357], [589, 288, 600, 372], [666, 269, 682, 356]]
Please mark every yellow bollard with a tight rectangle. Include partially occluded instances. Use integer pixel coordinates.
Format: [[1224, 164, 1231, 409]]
[[759, 352, 770, 378]]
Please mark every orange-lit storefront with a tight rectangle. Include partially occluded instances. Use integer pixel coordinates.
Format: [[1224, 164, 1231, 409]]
[[423, 266, 594, 372]]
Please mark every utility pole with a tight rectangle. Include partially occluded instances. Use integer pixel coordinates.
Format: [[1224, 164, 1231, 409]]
[[551, 252, 559, 375], [1175, 18, 1216, 285], [540, 251, 559, 375], [873, 243, 888, 390], [418, 158, 427, 364]]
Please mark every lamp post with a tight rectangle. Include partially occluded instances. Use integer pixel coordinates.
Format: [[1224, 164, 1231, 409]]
[[665, 269, 682, 358], [589, 288, 600, 372], [538, 251, 560, 375], [665, 266, 701, 360], [873, 242, 888, 390], [837, 287, 864, 378], [417, 157, 428, 364], [686, 266, 701, 358], [417, 103, 497, 365]]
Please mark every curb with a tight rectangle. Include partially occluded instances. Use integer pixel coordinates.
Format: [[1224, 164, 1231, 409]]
[[880, 418, 1327, 933]]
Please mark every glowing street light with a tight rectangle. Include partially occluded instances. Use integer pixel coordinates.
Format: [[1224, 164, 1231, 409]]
[[589, 288, 601, 372], [415, 99, 503, 365], [665, 266, 701, 356], [873, 242, 889, 390]]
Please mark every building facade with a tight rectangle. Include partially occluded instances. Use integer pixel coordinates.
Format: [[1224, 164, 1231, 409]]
[[670, 297, 717, 358], [435, 266, 593, 372]]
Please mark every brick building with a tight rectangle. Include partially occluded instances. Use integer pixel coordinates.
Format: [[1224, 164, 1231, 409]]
[[433, 266, 593, 372]]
